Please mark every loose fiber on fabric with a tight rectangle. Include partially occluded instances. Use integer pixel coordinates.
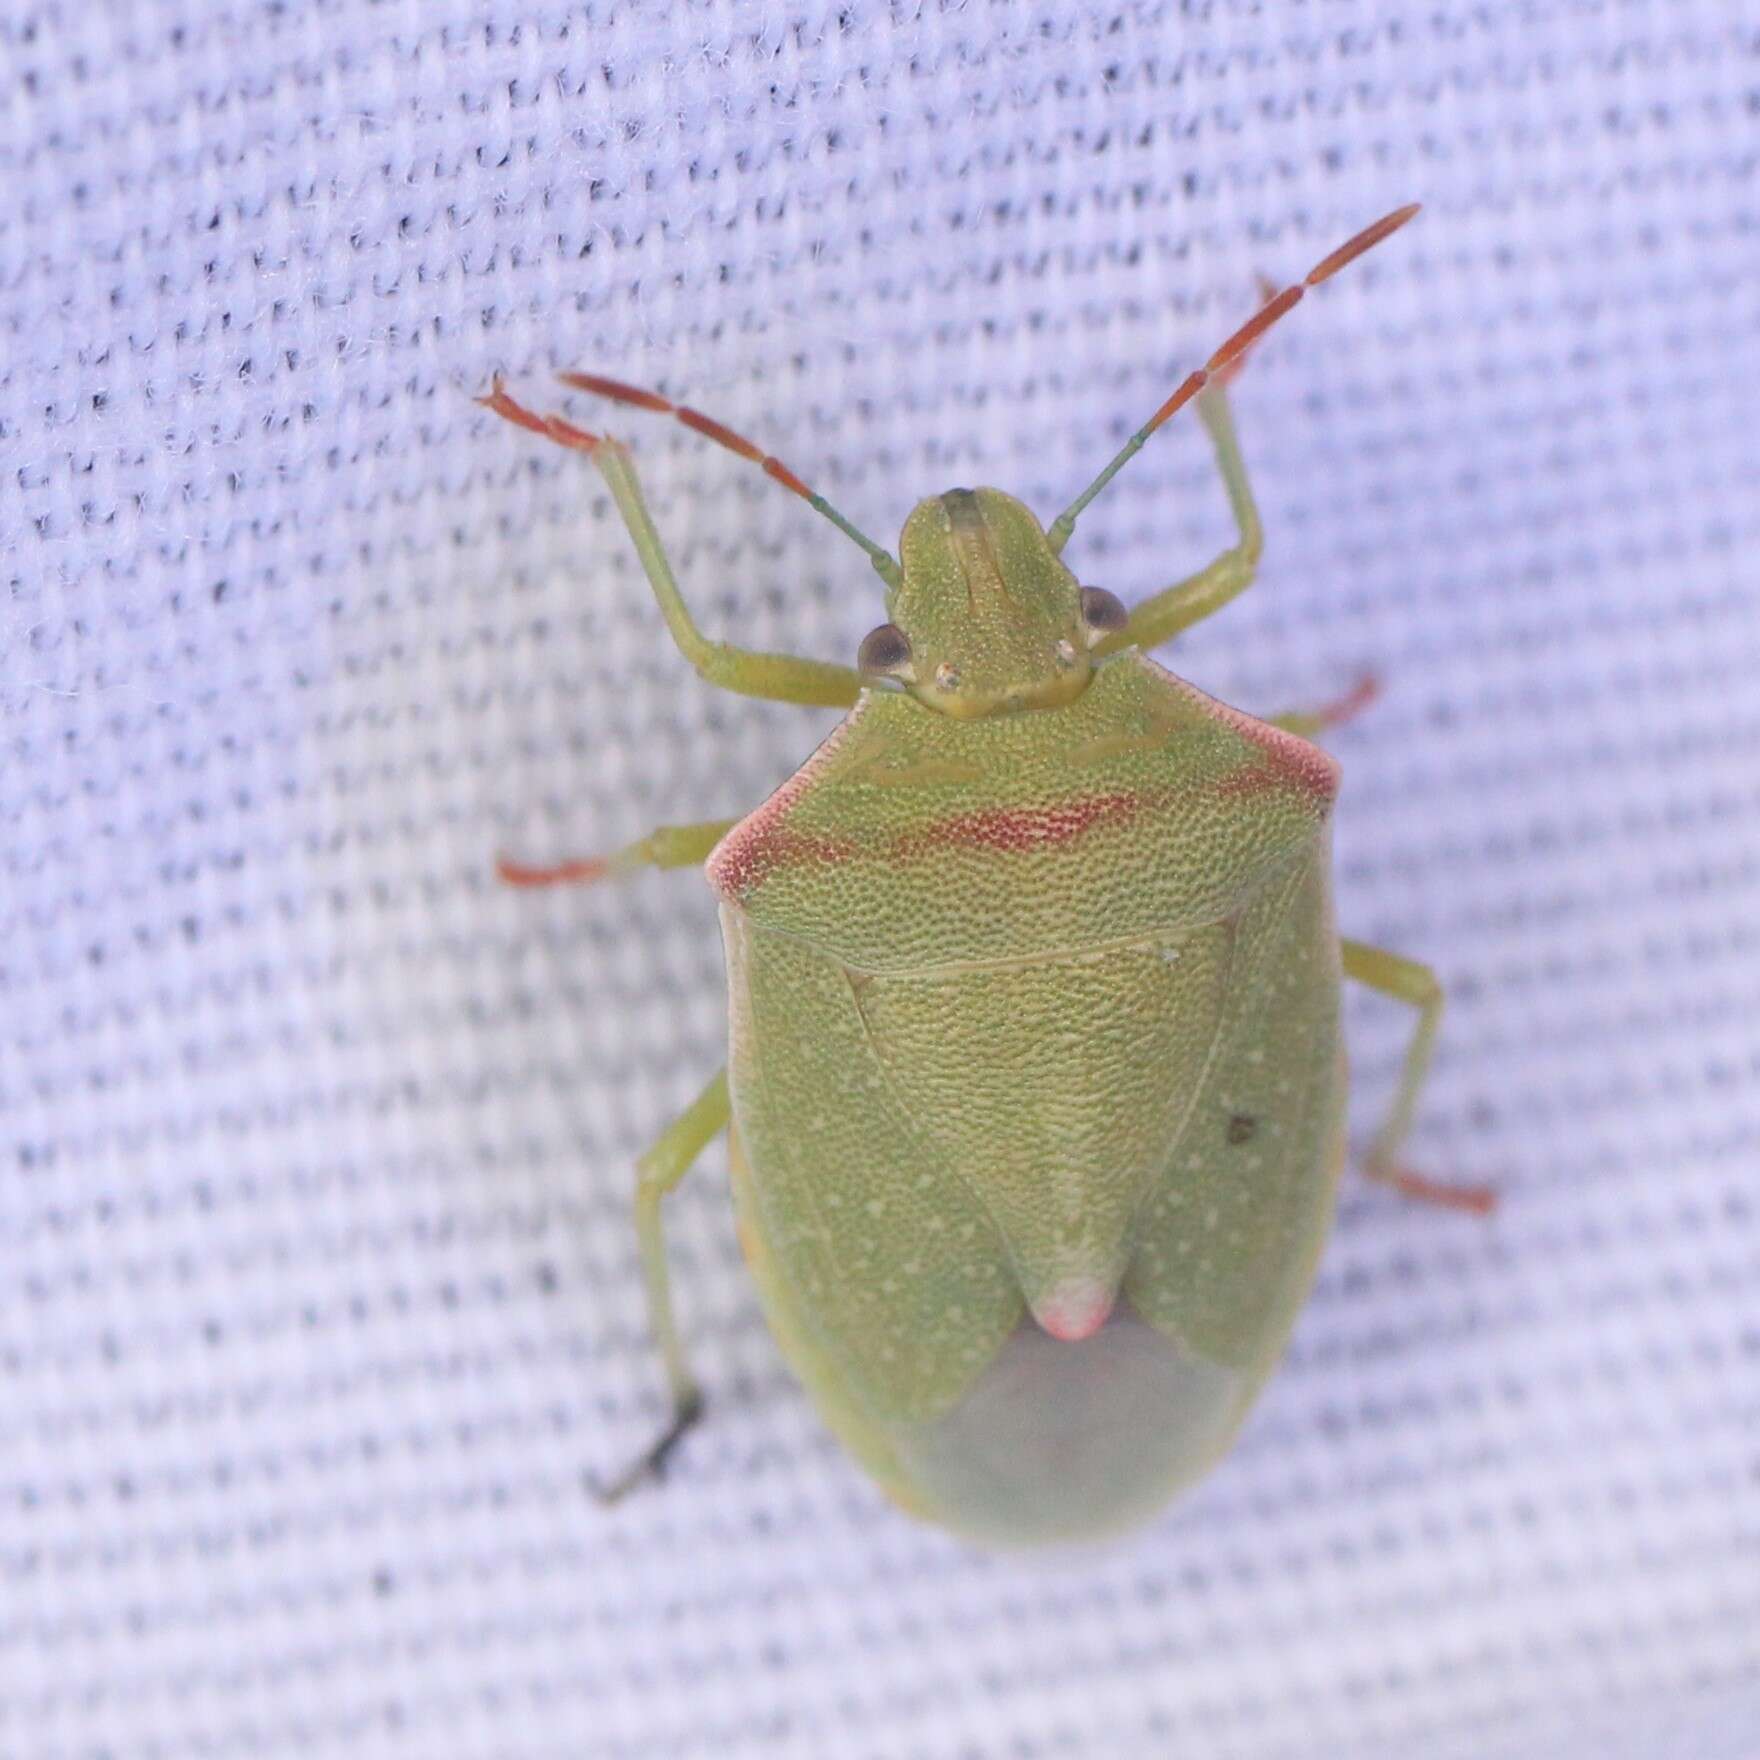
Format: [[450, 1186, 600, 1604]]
[[2, 3, 1756, 1757]]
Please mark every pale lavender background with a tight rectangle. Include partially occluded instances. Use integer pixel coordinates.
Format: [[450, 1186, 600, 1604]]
[[2, 3, 1757, 1757]]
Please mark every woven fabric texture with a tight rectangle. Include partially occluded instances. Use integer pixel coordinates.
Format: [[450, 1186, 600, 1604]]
[[3, 3, 1757, 1756]]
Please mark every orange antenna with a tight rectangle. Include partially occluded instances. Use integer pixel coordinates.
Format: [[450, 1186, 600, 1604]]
[[1048, 203, 1421, 553], [479, 374, 901, 587]]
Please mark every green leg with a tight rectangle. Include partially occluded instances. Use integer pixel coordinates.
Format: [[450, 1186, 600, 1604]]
[[1340, 940, 1495, 1215], [498, 817, 739, 888], [594, 1067, 732, 1503], [1099, 388, 1263, 657], [593, 440, 865, 709], [1265, 676, 1381, 739]]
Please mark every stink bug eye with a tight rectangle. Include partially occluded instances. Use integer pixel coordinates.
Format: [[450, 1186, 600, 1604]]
[[1078, 586, 1129, 641], [857, 621, 913, 679], [485, 201, 1493, 1545]]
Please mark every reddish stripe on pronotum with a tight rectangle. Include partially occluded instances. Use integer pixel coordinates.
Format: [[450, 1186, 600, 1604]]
[[891, 791, 1148, 861]]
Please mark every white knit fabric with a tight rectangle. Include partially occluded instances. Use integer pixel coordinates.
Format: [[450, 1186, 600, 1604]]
[[3, 3, 1757, 1755]]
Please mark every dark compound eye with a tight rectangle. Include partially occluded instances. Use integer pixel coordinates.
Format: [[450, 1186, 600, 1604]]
[[857, 622, 913, 675], [1079, 587, 1129, 635]]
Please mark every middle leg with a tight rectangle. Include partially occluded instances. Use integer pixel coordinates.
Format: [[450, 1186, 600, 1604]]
[[497, 817, 739, 889], [1264, 675, 1381, 739], [593, 1067, 733, 1503], [1341, 938, 1495, 1215]]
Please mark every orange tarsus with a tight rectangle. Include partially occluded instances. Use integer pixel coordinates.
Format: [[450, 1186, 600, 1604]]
[[477, 379, 551, 434], [544, 413, 602, 451], [495, 854, 610, 888], [478, 379, 602, 453], [1311, 673, 1382, 731], [1382, 1165, 1498, 1216]]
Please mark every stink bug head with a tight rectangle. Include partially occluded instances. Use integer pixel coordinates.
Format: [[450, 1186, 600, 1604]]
[[852, 203, 1426, 723], [866, 488, 1099, 718]]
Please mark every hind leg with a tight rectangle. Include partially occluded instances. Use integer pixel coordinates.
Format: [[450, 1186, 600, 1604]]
[[1340, 940, 1495, 1215], [592, 1068, 732, 1503]]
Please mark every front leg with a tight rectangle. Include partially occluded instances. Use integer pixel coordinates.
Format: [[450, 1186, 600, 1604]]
[[592, 440, 866, 709], [482, 383, 865, 709], [1098, 388, 1264, 658]]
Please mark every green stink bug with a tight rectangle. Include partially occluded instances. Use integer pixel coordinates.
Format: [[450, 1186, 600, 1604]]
[[485, 204, 1492, 1546]]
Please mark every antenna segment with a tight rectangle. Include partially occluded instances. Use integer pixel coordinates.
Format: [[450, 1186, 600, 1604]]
[[1047, 203, 1421, 554], [479, 373, 901, 589]]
